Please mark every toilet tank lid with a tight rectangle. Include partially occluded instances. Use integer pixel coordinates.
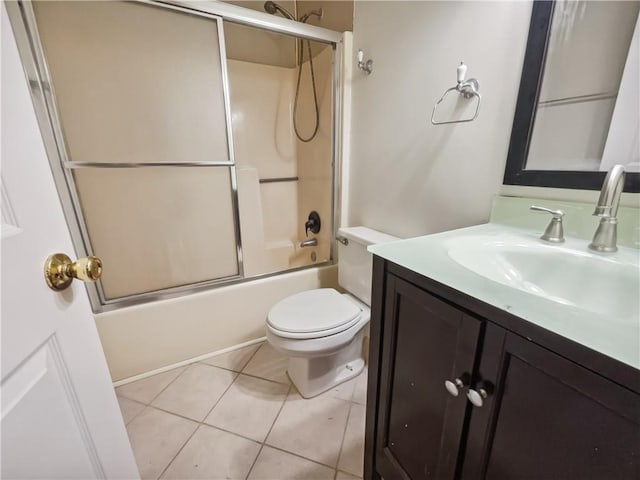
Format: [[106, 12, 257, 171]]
[[338, 226, 399, 246]]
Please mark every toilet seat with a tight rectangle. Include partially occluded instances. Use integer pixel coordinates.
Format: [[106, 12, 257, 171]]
[[267, 288, 362, 340]]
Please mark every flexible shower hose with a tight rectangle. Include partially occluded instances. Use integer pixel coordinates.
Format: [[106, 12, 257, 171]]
[[293, 37, 320, 143]]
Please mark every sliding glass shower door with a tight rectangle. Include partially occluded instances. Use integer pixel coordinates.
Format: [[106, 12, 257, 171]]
[[31, 1, 242, 301], [12, 0, 339, 310]]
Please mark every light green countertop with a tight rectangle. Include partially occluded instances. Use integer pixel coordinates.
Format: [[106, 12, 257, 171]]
[[369, 222, 640, 369]]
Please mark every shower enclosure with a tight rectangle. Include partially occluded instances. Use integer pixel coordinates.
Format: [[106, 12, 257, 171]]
[[8, 0, 342, 311]]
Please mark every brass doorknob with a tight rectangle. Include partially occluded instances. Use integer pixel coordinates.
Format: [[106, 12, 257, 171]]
[[44, 253, 102, 291]]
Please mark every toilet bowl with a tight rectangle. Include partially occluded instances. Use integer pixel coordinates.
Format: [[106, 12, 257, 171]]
[[266, 227, 398, 398]]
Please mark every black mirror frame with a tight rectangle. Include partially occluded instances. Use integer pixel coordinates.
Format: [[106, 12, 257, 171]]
[[503, 0, 639, 192]]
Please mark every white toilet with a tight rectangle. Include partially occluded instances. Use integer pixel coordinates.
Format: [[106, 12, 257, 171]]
[[266, 226, 398, 398]]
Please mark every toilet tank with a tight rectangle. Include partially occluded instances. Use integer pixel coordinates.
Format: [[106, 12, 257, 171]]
[[338, 226, 399, 306]]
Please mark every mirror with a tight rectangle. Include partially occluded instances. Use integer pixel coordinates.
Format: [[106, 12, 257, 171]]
[[504, 1, 640, 191]]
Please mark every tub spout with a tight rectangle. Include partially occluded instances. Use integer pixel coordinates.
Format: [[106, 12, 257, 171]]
[[300, 238, 318, 248]]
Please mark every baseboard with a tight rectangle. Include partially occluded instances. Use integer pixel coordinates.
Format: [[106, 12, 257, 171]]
[[112, 336, 267, 387]]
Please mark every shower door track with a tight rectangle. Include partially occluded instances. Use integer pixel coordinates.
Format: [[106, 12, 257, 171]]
[[64, 162, 236, 168]]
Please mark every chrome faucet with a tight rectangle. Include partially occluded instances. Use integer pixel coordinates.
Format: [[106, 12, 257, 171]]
[[300, 238, 318, 248], [589, 164, 626, 253]]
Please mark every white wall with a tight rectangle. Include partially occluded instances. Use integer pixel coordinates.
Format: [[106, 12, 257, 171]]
[[348, 1, 533, 238]]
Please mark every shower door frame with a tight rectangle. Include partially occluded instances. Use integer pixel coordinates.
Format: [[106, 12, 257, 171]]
[[7, 0, 344, 313]]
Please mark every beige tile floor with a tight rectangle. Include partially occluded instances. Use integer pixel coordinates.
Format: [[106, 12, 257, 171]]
[[116, 342, 367, 480]]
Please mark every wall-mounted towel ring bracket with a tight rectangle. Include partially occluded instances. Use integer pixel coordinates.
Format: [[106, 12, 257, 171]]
[[431, 62, 482, 125]]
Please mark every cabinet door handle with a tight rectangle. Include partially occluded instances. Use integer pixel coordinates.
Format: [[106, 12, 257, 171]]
[[467, 388, 488, 407], [444, 378, 465, 397]]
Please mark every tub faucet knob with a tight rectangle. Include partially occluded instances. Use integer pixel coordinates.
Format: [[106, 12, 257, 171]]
[[305, 211, 321, 237]]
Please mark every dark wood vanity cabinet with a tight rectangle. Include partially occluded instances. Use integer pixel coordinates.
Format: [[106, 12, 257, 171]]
[[374, 275, 482, 480], [365, 258, 640, 480]]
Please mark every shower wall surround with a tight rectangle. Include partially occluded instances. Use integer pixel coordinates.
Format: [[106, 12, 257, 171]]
[[228, 43, 334, 277], [295, 46, 334, 268], [229, 58, 299, 277]]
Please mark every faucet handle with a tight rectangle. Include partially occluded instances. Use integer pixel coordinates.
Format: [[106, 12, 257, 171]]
[[529, 205, 565, 219], [530, 205, 565, 243]]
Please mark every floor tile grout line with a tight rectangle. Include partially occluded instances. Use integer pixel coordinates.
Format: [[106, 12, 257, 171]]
[[146, 402, 271, 447], [117, 343, 283, 413], [199, 421, 267, 445], [244, 441, 266, 479], [236, 370, 292, 387], [336, 468, 362, 479], [119, 343, 281, 479], [117, 364, 189, 408], [139, 392, 358, 476], [125, 362, 248, 414], [119, 343, 264, 407], [143, 404, 210, 426], [244, 384, 292, 480], [240, 342, 264, 370], [200, 344, 292, 387], [149, 373, 347, 476], [121, 355, 286, 436], [200, 342, 264, 373], [200, 377, 290, 438], [258, 394, 356, 472], [155, 421, 201, 480], [335, 399, 355, 474], [116, 396, 146, 426], [136, 412, 359, 476], [199, 370, 241, 422], [115, 390, 153, 406], [257, 442, 342, 472], [155, 370, 241, 479], [122, 344, 367, 478], [147, 365, 190, 406]]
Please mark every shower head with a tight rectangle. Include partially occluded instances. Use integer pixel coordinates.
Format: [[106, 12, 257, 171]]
[[263, 1, 295, 21], [263, 1, 278, 14]]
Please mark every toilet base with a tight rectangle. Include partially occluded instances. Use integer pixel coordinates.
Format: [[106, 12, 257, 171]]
[[287, 330, 365, 398]]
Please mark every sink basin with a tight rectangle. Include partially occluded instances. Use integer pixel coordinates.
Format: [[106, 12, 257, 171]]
[[446, 233, 640, 323]]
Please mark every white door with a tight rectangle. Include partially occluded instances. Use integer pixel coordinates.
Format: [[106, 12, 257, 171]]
[[0, 6, 139, 479]]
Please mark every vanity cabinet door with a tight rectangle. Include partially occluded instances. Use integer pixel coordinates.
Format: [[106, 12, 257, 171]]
[[462, 328, 640, 480], [375, 275, 482, 480]]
